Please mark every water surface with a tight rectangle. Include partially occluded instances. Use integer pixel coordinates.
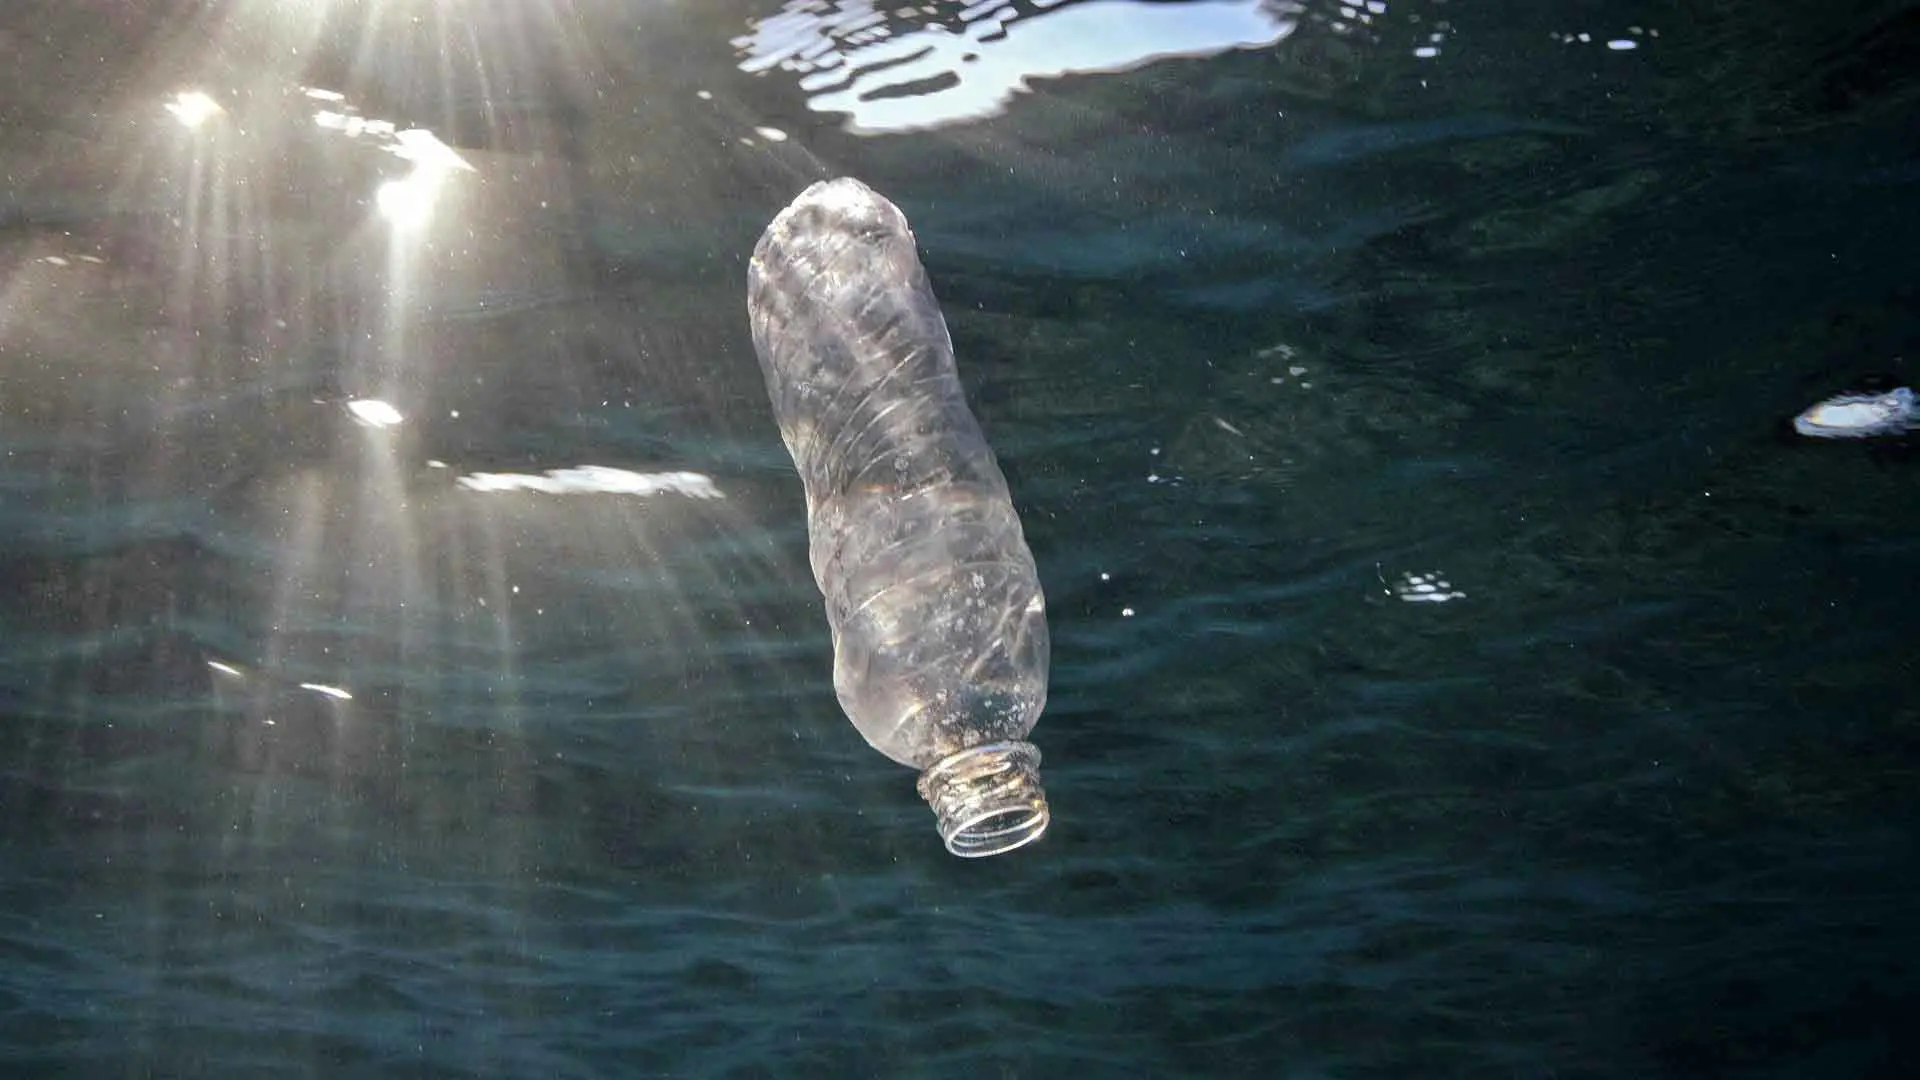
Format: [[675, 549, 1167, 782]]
[[2, 1, 1916, 1076]]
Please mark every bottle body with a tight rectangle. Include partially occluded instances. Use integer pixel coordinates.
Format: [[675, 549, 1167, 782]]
[[748, 178, 1050, 856]]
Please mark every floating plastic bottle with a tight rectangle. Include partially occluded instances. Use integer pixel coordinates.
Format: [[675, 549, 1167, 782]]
[[747, 178, 1051, 857]]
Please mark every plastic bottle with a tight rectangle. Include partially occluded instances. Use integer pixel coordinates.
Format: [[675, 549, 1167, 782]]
[[747, 178, 1051, 857]]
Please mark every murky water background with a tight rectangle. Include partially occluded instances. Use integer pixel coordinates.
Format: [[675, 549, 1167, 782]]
[[2, 1, 1916, 1076]]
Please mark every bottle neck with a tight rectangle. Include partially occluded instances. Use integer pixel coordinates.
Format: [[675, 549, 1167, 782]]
[[915, 740, 1049, 857]]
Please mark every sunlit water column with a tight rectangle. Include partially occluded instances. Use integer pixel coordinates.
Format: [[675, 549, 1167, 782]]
[[259, 8, 603, 735]]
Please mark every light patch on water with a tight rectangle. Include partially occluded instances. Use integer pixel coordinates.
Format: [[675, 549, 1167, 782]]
[[1793, 387, 1917, 439], [299, 682, 354, 701], [735, 0, 1299, 135], [346, 399, 405, 428], [1383, 569, 1467, 604], [164, 90, 223, 129], [456, 466, 725, 498]]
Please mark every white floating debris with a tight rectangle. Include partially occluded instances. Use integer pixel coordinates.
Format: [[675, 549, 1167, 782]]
[[1793, 386, 1917, 439]]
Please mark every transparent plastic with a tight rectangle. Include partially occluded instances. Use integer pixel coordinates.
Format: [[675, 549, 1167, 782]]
[[747, 178, 1051, 857]]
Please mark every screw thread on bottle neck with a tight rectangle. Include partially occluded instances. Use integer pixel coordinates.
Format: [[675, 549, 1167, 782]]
[[915, 740, 1049, 857]]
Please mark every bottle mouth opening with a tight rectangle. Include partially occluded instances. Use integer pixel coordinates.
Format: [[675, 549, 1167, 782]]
[[916, 740, 1049, 858]]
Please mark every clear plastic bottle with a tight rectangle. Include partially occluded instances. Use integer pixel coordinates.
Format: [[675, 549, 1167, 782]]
[[747, 178, 1051, 857]]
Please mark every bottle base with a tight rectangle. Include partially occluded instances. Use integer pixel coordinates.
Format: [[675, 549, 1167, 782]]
[[915, 740, 1049, 858]]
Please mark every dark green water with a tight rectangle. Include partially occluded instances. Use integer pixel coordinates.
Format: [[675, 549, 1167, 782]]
[[2, 1, 1917, 1076]]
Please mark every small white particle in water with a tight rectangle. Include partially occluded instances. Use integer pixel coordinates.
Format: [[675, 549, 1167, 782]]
[[1289, 365, 1308, 376], [1577, 32, 1591, 42], [1414, 46, 1439, 58], [696, 90, 713, 100], [1100, 571, 1111, 581], [1607, 39, 1637, 50], [1121, 607, 1135, 617]]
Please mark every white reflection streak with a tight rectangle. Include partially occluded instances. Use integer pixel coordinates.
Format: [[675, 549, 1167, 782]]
[[739, 0, 1299, 134], [347, 399, 406, 427], [456, 467, 725, 498], [300, 682, 355, 701]]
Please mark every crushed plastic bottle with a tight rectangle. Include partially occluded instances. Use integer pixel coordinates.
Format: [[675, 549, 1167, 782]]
[[747, 178, 1051, 857]]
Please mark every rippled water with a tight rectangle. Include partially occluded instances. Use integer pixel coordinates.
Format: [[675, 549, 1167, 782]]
[[2, 1, 1917, 1076]]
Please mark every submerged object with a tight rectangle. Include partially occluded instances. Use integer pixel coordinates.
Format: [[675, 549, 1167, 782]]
[[747, 178, 1052, 857], [1793, 386, 1918, 439]]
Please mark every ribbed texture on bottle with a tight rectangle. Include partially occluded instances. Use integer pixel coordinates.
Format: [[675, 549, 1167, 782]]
[[916, 740, 1049, 857]]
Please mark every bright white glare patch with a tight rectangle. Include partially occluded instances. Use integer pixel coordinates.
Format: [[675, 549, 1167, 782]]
[[1794, 386, 1917, 439], [165, 90, 223, 129], [457, 466, 725, 498], [390, 129, 474, 174], [1385, 570, 1466, 604], [314, 109, 398, 140], [347, 399, 405, 427], [300, 682, 354, 701], [737, 0, 1298, 135], [307, 93, 470, 231], [376, 173, 440, 228], [207, 660, 245, 678], [1553, 27, 1656, 48], [374, 132, 472, 229]]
